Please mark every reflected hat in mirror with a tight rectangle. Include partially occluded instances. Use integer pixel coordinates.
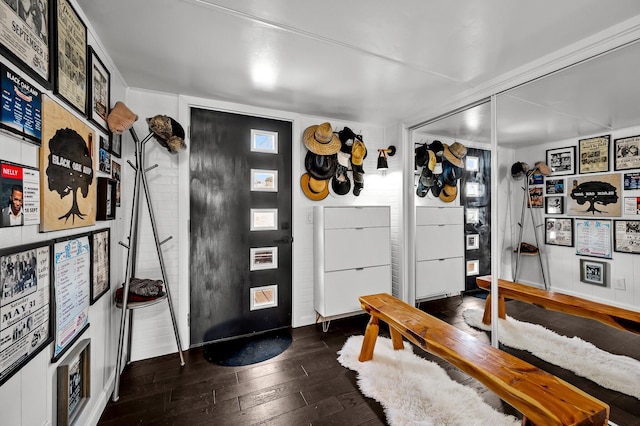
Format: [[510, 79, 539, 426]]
[[300, 173, 329, 201], [443, 142, 467, 168], [303, 122, 341, 155], [305, 151, 337, 180]]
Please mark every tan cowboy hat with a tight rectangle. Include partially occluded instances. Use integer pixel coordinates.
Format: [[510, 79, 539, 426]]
[[439, 182, 458, 203], [300, 173, 329, 201], [443, 142, 467, 168], [303, 122, 341, 155]]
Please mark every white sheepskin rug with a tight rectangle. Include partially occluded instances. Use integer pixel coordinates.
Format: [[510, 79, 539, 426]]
[[463, 308, 640, 400], [337, 335, 520, 426]]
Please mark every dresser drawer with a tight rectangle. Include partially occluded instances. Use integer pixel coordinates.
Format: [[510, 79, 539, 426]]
[[323, 206, 390, 229], [324, 227, 390, 271], [416, 206, 463, 226], [415, 257, 464, 299], [416, 224, 464, 260]]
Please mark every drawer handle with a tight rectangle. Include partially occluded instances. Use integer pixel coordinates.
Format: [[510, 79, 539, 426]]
[[356, 267, 364, 270], [438, 259, 445, 261], [355, 227, 364, 230]]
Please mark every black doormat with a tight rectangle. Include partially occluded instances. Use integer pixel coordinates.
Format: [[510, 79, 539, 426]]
[[203, 329, 293, 367]]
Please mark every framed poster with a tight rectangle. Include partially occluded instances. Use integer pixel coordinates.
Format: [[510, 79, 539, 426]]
[[52, 233, 90, 362], [96, 177, 116, 221], [0, 0, 52, 87], [0, 241, 53, 386], [579, 259, 607, 287], [53, 0, 87, 115], [110, 133, 121, 158], [98, 148, 111, 174], [111, 160, 121, 207], [87, 46, 110, 132], [545, 196, 564, 214], [614, 220, 640, 254], [1, 160, 40, 227], [40, 95, 96, 232], [575, 219, 612, 259], [546, 146, 575, 176], [578, 135, 610, 174], [90, 228, 109, 304], [567, 173, 621, 217], [545, 217, 574, 247], [0, 64, 43, 144], [545, 178, 564, 194], [623, 197, 640, 215], [527, 186, 543, 208], [249, 247, 278, 271], [624, 172, 640, 190], [614, 135, 640, 171], [56, 338, 90, 426]]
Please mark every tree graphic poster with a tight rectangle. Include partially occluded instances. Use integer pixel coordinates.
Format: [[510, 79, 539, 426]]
[[567, 173, 621, 217], [40, 95, 96, 232]]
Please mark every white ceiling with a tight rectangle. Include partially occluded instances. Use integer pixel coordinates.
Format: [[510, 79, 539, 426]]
[[76, 0, 640, 142]]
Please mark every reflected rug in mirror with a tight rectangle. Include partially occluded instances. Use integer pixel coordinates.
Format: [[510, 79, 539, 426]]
[[463, 308, 640, 400], [338, 335, 520, 426]]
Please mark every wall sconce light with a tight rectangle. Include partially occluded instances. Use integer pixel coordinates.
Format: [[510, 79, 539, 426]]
[[377, 145, 396, 171]]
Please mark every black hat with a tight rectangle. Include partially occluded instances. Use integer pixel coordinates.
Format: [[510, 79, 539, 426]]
[[429, 140, 444, 157], [330, 165, 351, 196], [338, 127, 357, 154], [305, 151, 337, 180], [511, 162, 530, 179]]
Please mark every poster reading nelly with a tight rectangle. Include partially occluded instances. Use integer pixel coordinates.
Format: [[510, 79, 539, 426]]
[[0, 64, 42, 144], [40, 95, 96, 232], [1, 161, 40, 227]]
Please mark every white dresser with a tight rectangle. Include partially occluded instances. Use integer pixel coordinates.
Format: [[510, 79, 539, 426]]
[[314, 206, 392, 318], [415, 206, 464, 300]]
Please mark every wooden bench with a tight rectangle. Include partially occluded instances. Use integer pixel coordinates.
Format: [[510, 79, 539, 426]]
[[358, 293, 609, 426], [476, 275, 640, 335]]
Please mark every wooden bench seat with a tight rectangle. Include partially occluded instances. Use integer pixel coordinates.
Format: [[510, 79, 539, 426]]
[[358, 293, 609, 426], [476, 275, 640, 335]]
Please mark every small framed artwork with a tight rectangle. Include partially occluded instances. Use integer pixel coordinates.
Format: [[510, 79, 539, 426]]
[[624, 172, 640, 190], [465, 156, 479, 172], [57, 338, 90, 426], [53, 0, 87, 115], [545, 217, 574, 247], [614, 220, 640, 254], [250, 285, 278, 311], [575, 219, 612, 259], [527, 186, 543, 208], [99, 148, 111, 174], [528, 173, 543, 185], [466, 234, 479, 250], [250, 208, 278, 231], [579, 135, 610, 174], [623, 197, 640, 215], [112, 161, 121, 207], [90, 228, 110, 304], [466, 208, 479, 224], [465, 182, 479, 197], [466, 259, 479, 276], [251, 169, 278, 192], [0, 64, 43, 145], [251, 129, 278, 154], [546, 146, 576, 176], [579, 259, 607, 287], [545, 178, 564, 194], [99, 134, 110, 152], [545, 196, 564, 214], [614, 135, 640, 171], [110, 133, 122, 158], [250, 247, 278, 270], [87, 46, 110, 132], [96, 178, 116, 221]]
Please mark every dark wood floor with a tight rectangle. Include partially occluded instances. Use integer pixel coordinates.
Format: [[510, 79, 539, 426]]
[[98, 295, 640, 425]]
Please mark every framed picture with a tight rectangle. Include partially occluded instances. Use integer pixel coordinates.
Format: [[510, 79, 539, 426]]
[[250, 129, 278, 154], [546, 146, 576, 176], [250, 208, 278, 231], [545, 217, 574, 247], [579, 135, 610, 174], [110, 133, 122, 158], [575, 219, 612, 259], [528, 173, 543, 185], [90, 228, 110, 304], [251, 169, 278, 192], [53, 0, 87, 115], [465, 182, 479, 197], [614, 220, 640, 254], [614, 135, 640, 171], [249, 247, 278, 271], [87, 46, 110, 132], [545, 196, 564, 214], [112, 161, 121, 207], [545, 178, 564, 194], [57, 338, 90, 426], [465, 156, 479, 172], [624, 172, 640, 190], [466, 234, 479, 250], [579, 259, 607, 287], [99, 134, 110, 152], [0, 241, 53, 386], [466, 208, 479, 224], [0, 64, 43, 145], [0, 0, 52, 87], [527, 186, 543, 208], [96, 177, 116, 221], [52, 233, 91, 362], [0, 160, 41, 228], [566, 173, 621, 217], [99, 148, 111, 174], [466, 259, 479, 276], [623, 197, 640, 215]]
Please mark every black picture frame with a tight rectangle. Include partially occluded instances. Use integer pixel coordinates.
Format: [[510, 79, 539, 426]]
[[613, 220, 640, 254], [545, 217, 574, 247], [0, 240, 54, 386], [52, 233, 91, 362], [545, 178, 564, 195], [90, 228, 110, 304], [0, 63, 43, 145], [579, 259, 608, 287], [0, 0, 53, 88], [53, 0, 87, 116], [545, 196, 564, 215], [87, 46, 110, 132], [56, 338, 90, 425], [578, 135, 610, 174], [546, 146, 576, 176], [613, 134, 640, 171], [96, 177, 116, 220], [110, 132, 122, 158]]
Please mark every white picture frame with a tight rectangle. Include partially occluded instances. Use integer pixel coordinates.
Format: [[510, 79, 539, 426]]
[[466, 208, 479, 224], [465, 156, 479, 172], [250, 208, 278, 231], [251, 129, 278, 154], [251, 169, 278, 192], [250, 247, 278, 270], [466, 259, 479, 276], [466, 234, 480, 250]]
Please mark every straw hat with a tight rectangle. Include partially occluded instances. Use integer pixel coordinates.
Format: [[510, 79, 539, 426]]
[[300, 173, 329, 201], [303, 122, 341, 155], [443, 142, 467, 168]]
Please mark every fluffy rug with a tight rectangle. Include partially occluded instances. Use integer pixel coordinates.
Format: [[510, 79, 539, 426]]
[[463, 308, 640, 400], [337, 335, 520, 426]]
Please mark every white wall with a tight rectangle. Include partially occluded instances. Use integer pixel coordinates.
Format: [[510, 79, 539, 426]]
[[0, 2, 127, 423]]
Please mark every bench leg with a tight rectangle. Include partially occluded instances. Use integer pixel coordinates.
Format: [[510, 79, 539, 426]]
[[358, 315, 379, 362], [482, 294, 506, 325], [389, 327, 405, 351]]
